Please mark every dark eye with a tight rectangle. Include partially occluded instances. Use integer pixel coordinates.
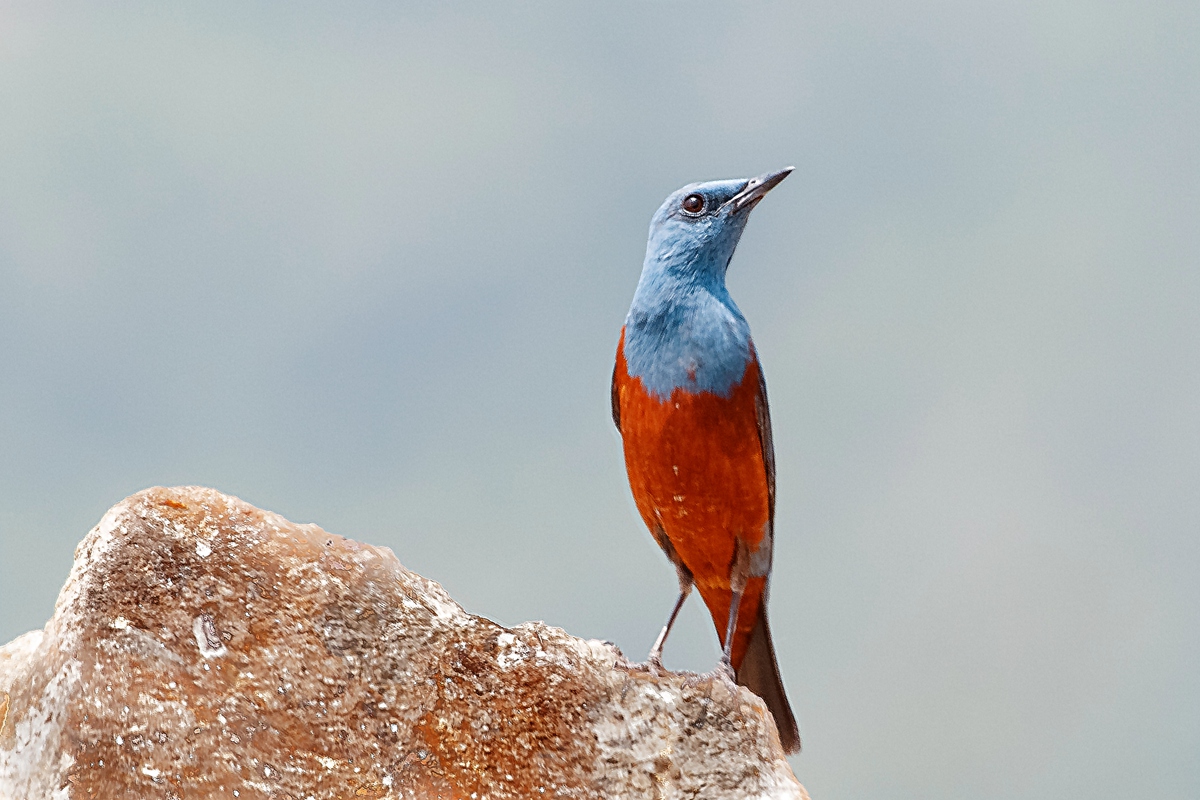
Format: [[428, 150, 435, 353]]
[[681, 193, 705, 214]]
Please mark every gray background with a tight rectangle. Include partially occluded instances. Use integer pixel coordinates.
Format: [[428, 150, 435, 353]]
[[1, 2, 1197, 796]]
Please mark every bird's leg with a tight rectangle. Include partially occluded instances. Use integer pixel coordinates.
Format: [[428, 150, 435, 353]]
[[716, 538, 752, 686], [717, 589, 742, 684], [647, 584, 691, 674], [647, 558, 693, 675]]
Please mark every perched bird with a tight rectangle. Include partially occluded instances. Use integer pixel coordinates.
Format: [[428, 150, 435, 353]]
[[611, 168, 800, 753]]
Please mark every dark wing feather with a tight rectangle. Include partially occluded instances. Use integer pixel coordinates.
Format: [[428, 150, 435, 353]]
[[754, 357, 776, 529], [611, 361, 622, 433], [743, 353, 801, 753]]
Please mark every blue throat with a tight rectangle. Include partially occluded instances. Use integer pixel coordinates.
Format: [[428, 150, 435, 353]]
[[622, 185, 756, 399], [623, 272, 753, 401]]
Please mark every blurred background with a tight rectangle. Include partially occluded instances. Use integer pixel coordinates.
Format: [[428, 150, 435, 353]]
[[1, 2, 1197, 796]]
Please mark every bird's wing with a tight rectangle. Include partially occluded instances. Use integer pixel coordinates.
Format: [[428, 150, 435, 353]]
[[611, 360, 622, 433], [754, 356, 776, 530]]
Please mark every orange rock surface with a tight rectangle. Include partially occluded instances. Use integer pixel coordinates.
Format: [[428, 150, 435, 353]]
[[0, 487, 806, 800]]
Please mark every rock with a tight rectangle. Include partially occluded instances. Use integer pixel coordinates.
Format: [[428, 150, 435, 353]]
[[0, 487, 808, 800]]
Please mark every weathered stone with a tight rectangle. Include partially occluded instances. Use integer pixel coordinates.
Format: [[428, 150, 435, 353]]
[[0, 487, 807, 800]]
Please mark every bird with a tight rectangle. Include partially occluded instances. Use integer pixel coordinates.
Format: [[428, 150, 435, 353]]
[[611, 167, 800, 754]]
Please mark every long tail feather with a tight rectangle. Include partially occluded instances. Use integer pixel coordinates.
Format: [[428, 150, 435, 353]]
[[736, 604, 800, 754]]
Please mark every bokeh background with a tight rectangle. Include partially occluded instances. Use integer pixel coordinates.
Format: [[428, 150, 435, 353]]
[[2, 2, 1197, 796]]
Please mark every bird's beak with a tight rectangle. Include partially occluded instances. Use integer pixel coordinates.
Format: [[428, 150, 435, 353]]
[[728, 166, 793, 213]]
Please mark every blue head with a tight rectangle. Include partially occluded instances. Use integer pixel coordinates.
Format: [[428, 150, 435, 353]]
[[624, 167, 792, 399], [641, 166, 793, 288]]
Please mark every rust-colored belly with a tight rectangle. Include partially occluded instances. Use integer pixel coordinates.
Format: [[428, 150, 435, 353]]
[[615, 334, 770, 666]]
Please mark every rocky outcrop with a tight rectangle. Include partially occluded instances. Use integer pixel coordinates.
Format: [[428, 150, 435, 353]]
[[0, 487, 806, 799]]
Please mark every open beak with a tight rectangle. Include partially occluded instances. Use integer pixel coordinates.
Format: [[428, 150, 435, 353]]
[[728, 166, 793, 213]]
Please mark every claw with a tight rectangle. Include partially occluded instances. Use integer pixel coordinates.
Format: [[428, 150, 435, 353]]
[[714, 658, 737, 688]]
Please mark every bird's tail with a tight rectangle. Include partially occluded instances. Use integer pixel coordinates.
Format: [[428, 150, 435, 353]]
[[736, 603, 801, 754]]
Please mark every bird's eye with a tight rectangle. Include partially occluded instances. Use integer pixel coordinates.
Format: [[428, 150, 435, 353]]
[[681, 194, 705, 214]]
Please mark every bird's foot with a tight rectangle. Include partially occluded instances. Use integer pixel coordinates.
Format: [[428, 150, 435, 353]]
[[644, 652, 666, 677], [607, 644, 635, 671], [713, 658, 737, 689]]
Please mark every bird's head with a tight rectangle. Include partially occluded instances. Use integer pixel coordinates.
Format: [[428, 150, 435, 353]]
[[643, 167, 792, 284]]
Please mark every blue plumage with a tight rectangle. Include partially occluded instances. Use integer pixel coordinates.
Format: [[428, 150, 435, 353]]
[[623, 175, 785, 400]]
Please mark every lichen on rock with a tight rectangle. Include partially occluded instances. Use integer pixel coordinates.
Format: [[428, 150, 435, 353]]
[[0, 486, 807, 799]]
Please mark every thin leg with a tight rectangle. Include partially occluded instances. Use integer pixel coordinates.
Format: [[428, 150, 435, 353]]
[[717, 538, 751, 683], [647, 581, 692, 673], [717, 588, 743, 682]]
